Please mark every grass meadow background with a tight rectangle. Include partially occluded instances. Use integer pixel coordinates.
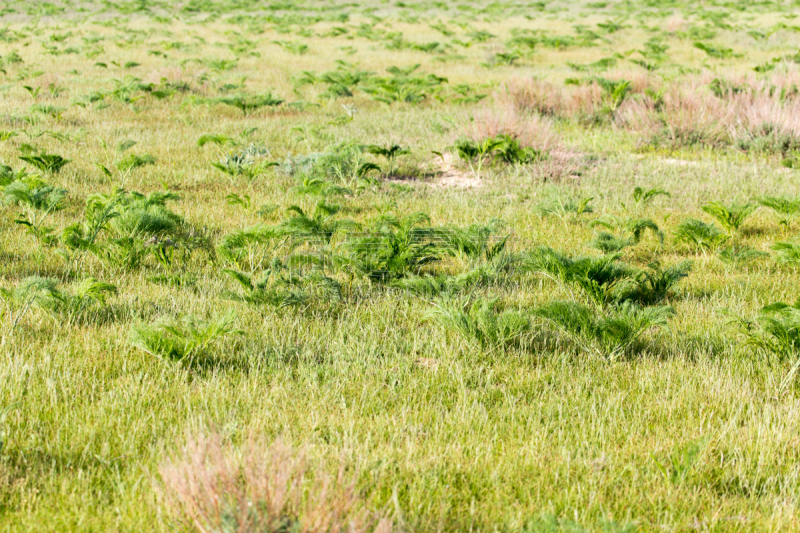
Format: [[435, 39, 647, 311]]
[[2, 0, 800, 531]]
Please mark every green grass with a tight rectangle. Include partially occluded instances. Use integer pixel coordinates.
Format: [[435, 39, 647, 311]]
[[2, 0, 800, 531]]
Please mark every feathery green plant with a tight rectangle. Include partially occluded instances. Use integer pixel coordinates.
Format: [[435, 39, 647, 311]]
[[312, 143, 381, 193], [536, 195, 594, 226], [771, 242, 800, 264], [0, 276, 116, 327], [621, 261, 692, 305], [343, 212, 443, 281], [393, 255, 516, 297], [222, 263, 341, 310], [60, 189, 122, 256], [589, 232, 634, 254], [522, 247, 636, 307], [731, 301, 800, 360], [129, 312, 240, 363], [61, 189, 187, 272], [215, 93, 283, 115], [116, 153, 156, 175], [2, 177, 67, 244], [290, 176, 352, 198], [589, 216, 662, 253], [279, 201, 357, 245], [218, 224, 289, 271], [726, 302, 800, 393], [111, 190, 183, 238], [0, 276, 60, 329], [674, 219, 729, 252], [19, 152, 71, 174], [534, 300, 673, 359], [756, 195, 800, 229], [212, 146, 279, 184], [700, 201, 757, 236], [43, 278, 117, 324], [440, 220, 509, 264], [426, 297, 530, 350], [716, 246, 768, 269]]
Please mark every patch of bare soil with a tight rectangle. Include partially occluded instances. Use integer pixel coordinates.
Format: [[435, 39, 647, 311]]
[[661, 158, 699, 166], [415, 357, 440, 370], [429, 153, 483, 189]]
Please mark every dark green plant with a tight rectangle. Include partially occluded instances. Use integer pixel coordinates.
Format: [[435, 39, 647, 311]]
[[111, 191, 183, 238], [589, 232, 634, 254], [61, 189, 189, 272], [290, 177, 352, 198], [216, 93, 284, 115], [632, 186, 670, 212], [60, 189, 125, 265], [225, 193, 250, 210], [197, 133, 237, 148], [694, 42, 737, 59], [0, 164, 29, 188], [204, 58, 238, 71], [19, 152, 71, 174], [365, 144, 410, 177], [393, 255, 516, 297], [273, 40, 309, 55], [492, 135, 544, 165], [361, 64, 447, 105], [453, 137, 502, 178]]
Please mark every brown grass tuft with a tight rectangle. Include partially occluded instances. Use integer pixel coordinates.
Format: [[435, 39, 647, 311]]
[[496, 78, 564, 117], [157, 432, 391, 533], [461, 102, 559, 152]]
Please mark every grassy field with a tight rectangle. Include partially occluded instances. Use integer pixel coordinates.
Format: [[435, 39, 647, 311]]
[[3, 0, 800, 531]]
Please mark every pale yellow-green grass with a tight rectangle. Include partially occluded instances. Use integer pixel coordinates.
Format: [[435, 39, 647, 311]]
[[2, 1, 800, 532]]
